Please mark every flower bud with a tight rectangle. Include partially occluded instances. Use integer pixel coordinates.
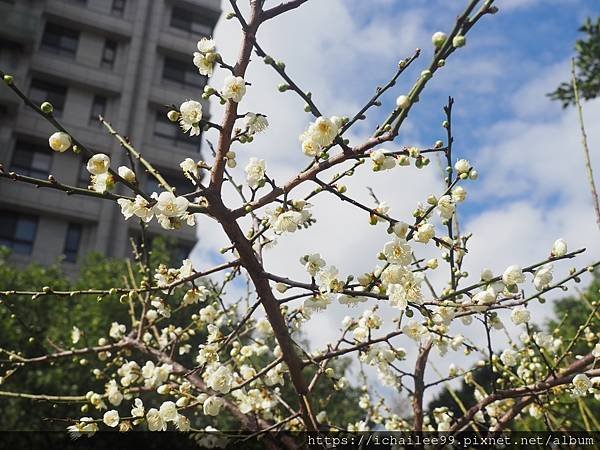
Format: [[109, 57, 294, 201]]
[[167, 110, 180, 122], [453, 35, 466, 48], [48, 132, 72, 153], [3, 74, 13, 84], [431, 31, 447, 49], [551, 238, 568, 258], [396, 95, 410, 109], [118, 166, 136, 183], [41, 102, 54, 114]]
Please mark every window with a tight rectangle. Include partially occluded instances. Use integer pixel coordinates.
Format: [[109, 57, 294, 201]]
[[89, 95, 107, 125], [111, 0, 126, 16], [0, 212, 38, 255], [153, 110, 201, 151], [10, 140, 53, 178], [63, 223, 82, 263], [170, 6, 214, 34], [29, 79, 67, 116], [101, 39, 117, 69], [144, 172, 193, 196], [163, 56, 207, 89], [40, 23, 79, 57]]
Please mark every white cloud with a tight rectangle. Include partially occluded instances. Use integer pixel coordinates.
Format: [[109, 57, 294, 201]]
[[190, 0, 600, 399]]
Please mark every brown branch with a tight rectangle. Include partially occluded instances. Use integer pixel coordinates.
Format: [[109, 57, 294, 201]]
[[207, 190, 319, 431], [0, 70, 152, 202], [125, 337, 296, 450], [261, 0, 310, 22], [209, 1, 262, 193], [572, 58, 600, 230], [412, 341, 433, 431], [449, 353, 598, 433], [0, 165, 132, 202]]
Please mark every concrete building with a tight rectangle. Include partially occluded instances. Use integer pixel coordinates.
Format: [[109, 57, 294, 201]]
[[0, 0, 220, 268]]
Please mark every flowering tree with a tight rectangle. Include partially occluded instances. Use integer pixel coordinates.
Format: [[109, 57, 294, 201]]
[[1, 0, 600, 446]]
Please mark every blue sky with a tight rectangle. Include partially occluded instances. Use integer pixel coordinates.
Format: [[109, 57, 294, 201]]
[[195, 0, 600, 388]]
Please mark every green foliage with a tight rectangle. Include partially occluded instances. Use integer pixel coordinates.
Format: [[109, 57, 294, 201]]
[[549, 17, 600, 107], [0, 243, 362, 431], [0, 248, 127, 429], [427, 273, 600, 430]]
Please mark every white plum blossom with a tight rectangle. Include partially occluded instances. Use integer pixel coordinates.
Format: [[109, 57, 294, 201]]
[[131, 398, 144, 418], [205, 364, 233, 394], [382, 238, 412, 265], [180, 158, 199, 183], [502, 265, 525, 286], [153, 191, 189, 217], [71, 326, 81, 344], [193, 52, 216, 76], [109, 322, 125, 339], [117, 166, 136, 184], [414, 223, 435, 244], [481, 268, 494, 281], [301, 253, 326, 277], [203, 395, 224, 416], [48, 131, 72, 152], [551, 238, 568, 258], [146, 408, 167, 431], [500, 349, 518, 367], [86, 154, 111, 175], [396, 95, 410, 109], [301, 136, 321, 157], [572, 374, 592, 397], [451, 186, 467, 202], [90, 173, 114, 193], [197, 37, 216, 53], [511, 306, 531, 326], [373, 201, 391, 223], [117, 195, 154, 222], [68, 417, 98, 438], [393, 221, 409, 238], [317, 265, 341, 293], [179, 100, 203, 136], [159, 401, 178, 422], [402, 320, 429, 342], [106, 379, 123, 406], [245, 113, 269, 134], [454, 159, 471, 175], [437, 195, 455, 220], [299, 116, 339, 153], [533, 264, 553, 291], [472, 289, 496, 305], [266, 206, 312, 235], [182, 286, 208, 306], [103, 410, 119, 428], [387, 284, 408, 310], [432, 31, 447, 48], [193, 38, 218, 76], [222, 75, 246, 103], [370, 149, 396, 171], [353, 310, 382, 342], [245, 157, 266, 189]]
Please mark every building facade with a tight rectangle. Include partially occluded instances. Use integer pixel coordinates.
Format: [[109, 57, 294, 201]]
[[0, 0, 220, 268]]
